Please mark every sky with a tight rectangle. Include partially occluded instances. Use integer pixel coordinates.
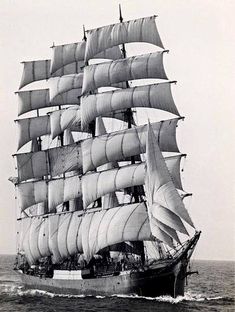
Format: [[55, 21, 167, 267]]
[[0, 0, 234, 261]]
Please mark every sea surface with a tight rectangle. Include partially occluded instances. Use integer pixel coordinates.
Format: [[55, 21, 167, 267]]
[[0, 255, 234, 312]]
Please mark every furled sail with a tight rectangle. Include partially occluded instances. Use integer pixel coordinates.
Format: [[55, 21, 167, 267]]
[[51, 41, 122, 74], [81, 82, 179, 129], [16, 115, 50, 150], [16, 142, 82, 182], [81, 202, 152, 261], [19, 59, 85, 89], [82, 52, 168, 94], [82, 118, 180, 173], [145, 123, 194, 246], [82, 155, 184, 208], [85, 16, 164, 61], [17, 88, 82, 116]]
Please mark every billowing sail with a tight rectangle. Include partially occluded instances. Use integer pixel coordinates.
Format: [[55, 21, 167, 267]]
[[48, 175, 81, 212], [57, 213, 72, 259], [16, 115, 50, 150], [67, 211, 83, 256], [17, 88, 82, 116], [18, 217, 34, 264], [19, 59, 85, 89], [51, 41, 122, 74], [50, 108, 82, 139], [81, 202, 152, 261], [17, 179, 48, 212], [145, 123, 194, 245], [16, 142, 82, 182], [29, 217, 43, 263], [82, 155, 184, 208], [38, 217, 50, 257], [81, 82, 179, 129], [85, 16, 164, 61], [49, 74, 83, 102], [82, 118, 180, 173], [82, 52, 168, 94], [96, 116, 119, 209]]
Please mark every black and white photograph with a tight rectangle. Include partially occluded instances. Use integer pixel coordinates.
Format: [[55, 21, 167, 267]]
[[0, 0, 234, 311]]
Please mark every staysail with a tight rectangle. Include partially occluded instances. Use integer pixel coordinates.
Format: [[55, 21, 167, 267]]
[[145, 123, 194, 246]]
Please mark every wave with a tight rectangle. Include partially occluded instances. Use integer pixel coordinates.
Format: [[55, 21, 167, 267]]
[[0, 284, 225, 303], [111, 292, 224, 303]]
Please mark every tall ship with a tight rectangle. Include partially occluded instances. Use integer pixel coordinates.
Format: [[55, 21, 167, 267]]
[[10, 7, 200, 298]]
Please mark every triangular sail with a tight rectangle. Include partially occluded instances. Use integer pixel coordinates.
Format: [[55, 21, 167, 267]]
[[145, 123, 194, 247]]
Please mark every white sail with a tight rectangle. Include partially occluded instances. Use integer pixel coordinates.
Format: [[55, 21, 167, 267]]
[[49, 73, 83, 102], [38, 217, 50, 258], [81, 82, 179, 129], [29, 217, 43, 262], [145, 123, 194, 243], [16, 142, 82, 182], [81, 202, 152, 261], [48, 175, 81, 212], [82, 52, 168, 94], [85, 16, 164, 61], [17, 88, 83, 116], [51, 41, 122, 74], [82, 118, 180, 173], [82, 155, 184, 208], [19, 60, 85, 89], [67, 211, 83, 256], [16, 115, 50, 150], [18, 217, 34, 264], [17, 179, 48, 212], [49, 214, 62, 264], [57, 213, 72, 259], [50, 108, 82, 139], [96, 116, 119, 209]]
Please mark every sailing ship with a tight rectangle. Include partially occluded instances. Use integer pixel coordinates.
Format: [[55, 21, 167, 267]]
[[10, 7, 201, 298]]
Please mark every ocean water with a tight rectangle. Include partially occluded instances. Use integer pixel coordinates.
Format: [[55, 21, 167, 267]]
[[0, 255, 234, 312]]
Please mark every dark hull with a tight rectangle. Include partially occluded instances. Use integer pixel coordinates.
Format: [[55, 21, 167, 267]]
[[18, 232, 200, 298]]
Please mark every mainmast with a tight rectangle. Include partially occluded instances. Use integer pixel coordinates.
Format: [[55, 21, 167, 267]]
[[119, 4, 142, 204], [119, 5, 145, 262]]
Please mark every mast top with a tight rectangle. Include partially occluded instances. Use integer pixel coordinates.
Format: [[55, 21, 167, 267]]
[[83, 25, 87, 41], [119, 4, 123, 23]]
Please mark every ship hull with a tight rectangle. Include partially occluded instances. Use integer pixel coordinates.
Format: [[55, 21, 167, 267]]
[[17, 258, 187, 298], [17, 233, 200, 298]]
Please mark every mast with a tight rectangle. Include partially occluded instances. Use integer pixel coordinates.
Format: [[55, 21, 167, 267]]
[[119, 5, 145, 262], [119, 4, 142, 204]]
